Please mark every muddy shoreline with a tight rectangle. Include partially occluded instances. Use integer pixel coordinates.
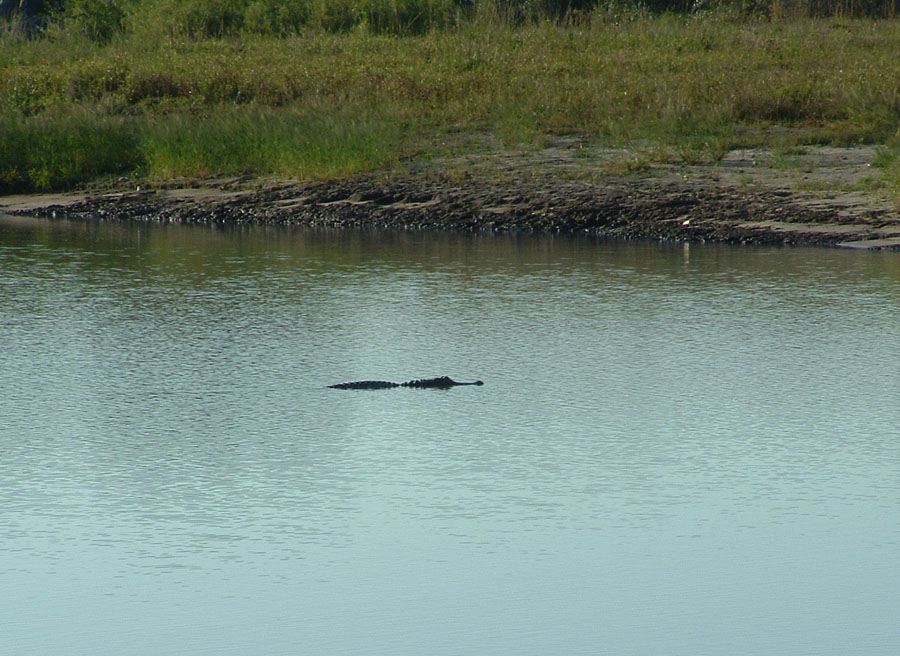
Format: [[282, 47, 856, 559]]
[[3, 144, 900, 250]]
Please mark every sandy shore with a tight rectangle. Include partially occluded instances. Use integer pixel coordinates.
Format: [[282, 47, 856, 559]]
[[3, 143, 899, 250]]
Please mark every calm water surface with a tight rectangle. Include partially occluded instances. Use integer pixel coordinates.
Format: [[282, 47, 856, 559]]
[[1, 214, 899, 655]]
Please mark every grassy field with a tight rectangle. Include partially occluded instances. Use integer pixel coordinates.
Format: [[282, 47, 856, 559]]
[[2, 1, 900, 199]]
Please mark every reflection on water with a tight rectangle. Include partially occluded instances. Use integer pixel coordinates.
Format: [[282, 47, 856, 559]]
[[2, 214, 899, 655]]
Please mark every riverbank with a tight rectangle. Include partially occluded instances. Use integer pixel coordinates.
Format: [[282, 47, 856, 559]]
[[3, 141, 899, 249]]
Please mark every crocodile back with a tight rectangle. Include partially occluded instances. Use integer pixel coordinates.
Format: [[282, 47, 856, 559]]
[[402, 376, 456, 388]]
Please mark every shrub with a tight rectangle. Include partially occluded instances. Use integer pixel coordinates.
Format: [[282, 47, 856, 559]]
[[67, 0, 127, 43]]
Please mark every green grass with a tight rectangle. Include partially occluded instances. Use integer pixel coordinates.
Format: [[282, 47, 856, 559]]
[[0, 109, 142, 190], [0, 104, 411, 191], [3, 7, 900, 194], [142, 105, 409, 179]]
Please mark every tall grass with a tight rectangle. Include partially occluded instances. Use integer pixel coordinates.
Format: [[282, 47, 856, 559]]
[[142, 105, 409, 179], [6, 0, 900, 45], [112, 0, 465, 39], [0, 109, 142, 191], [0, 104, 412, 192], [7, 18, 900, 131]]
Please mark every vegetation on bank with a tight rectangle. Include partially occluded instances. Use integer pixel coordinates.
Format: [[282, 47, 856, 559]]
[[2, 1, 900, 201]]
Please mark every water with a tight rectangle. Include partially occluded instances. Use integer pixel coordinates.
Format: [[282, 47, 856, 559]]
[[1, 214, 899, 655]]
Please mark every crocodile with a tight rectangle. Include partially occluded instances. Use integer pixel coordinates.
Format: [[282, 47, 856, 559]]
[[328, 376, 484, 390]]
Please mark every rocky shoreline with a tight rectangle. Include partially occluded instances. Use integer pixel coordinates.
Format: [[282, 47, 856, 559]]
[[3, 144, 900, 250]]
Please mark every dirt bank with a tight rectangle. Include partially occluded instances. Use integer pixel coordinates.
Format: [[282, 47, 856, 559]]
[[3, 143, 899, 250]]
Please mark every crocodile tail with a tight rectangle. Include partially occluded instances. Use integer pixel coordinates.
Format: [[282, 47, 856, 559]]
[[328, 380, 400, 390]]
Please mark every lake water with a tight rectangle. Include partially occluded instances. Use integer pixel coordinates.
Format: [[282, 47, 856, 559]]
[[1, 214, 899, 656]]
